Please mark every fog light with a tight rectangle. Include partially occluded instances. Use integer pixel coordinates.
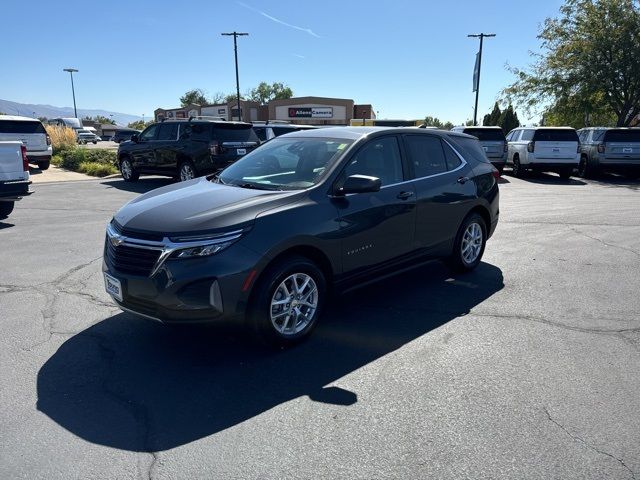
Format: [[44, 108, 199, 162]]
[[209, 280, 223, 313]]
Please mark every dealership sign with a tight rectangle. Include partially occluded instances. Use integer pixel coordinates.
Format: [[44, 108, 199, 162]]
[[288, 107, 333, 118]]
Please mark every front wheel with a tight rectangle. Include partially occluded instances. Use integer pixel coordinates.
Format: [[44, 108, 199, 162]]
[[447, 213, 487, 272], [0, 201, 15, 219], [178, 160, 197, 181], [120, 158, 139, 182], [250, 256, 327, 347]]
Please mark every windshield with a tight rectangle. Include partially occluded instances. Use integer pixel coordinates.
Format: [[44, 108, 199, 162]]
[[219, 137, 353, 190]]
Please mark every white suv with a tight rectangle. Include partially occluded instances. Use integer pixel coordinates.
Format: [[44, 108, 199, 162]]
[[0, 115, 53, 170], [506, 127, 580, 179]]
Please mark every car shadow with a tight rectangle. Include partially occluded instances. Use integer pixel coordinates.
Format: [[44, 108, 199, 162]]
[[101, 177, 174, 194], [0, 220, 14, 230], [29, 166, 44, 175], [504, 170, 586, 186], [497, 176, 510, 184], [37, 260, 503, 453], [587, 173, 640, 191]]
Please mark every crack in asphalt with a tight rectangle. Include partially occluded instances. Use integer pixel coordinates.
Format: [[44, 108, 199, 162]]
[[543, 406, 637, 480], [569, 227, 640, 257]]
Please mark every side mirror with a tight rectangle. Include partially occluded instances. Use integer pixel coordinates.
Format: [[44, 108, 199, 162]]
[[130, 134, 139, 143], [337, 174, 381, 195]]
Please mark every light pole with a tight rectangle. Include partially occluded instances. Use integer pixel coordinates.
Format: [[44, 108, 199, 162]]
[[468, 33, 495, 126], [221, 31, 249, 121], [63, 68, 79, 118]]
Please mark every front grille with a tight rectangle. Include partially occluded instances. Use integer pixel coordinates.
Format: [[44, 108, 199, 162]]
[[105, 240, 162, 276]]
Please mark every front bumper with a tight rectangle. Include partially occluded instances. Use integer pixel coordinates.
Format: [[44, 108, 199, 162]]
[[103, 240, 262, 324], [0, 179, 32, 200]]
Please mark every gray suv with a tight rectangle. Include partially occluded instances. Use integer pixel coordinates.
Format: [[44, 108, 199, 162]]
[[577, 127, 640, 178], [451, 126, 507, 173]]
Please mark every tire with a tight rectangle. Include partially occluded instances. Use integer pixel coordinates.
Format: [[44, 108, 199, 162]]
[[447, 213, 487, 272], [178, 160, 197, 182], [37, 160, 50, 171], [119, 157, 139, 182], [578, 157, 597, 178], [512, 155, 525, 178], [558, 168, 572, 180], [0, 202, 15, 219], [93, 141, 97, 145], [496, 165, 504, 176], [249, 255, 327, 347]]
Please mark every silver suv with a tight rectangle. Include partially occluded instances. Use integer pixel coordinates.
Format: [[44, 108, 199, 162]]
[[0, 115, 52, 170], [577, 127, 640, 178]]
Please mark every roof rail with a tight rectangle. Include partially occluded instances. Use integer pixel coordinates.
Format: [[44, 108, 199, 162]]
[[188, 115, 226, 122]]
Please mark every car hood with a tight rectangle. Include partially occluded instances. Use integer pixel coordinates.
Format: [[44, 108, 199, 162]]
[[113, 177, 302, 235]]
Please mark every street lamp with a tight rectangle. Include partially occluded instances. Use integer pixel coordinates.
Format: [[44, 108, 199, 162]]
[[221, 31, 249, 121], [467, 33, 495, 126], [63, 68, 79, 118]]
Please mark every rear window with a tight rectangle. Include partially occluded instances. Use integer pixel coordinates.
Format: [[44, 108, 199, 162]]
[[533, 129, 579, 142], [463, 128, 505, 141], [604, 129, 640, 142], [214, 125, 259, 143], [0, 120, 46, 134], [449, 136, 490, 164]]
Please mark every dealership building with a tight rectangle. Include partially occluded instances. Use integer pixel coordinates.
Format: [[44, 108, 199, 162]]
[[154, 96, 375, 126]]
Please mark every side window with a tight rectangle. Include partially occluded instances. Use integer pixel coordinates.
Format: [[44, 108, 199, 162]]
[[593, 129, 606, 142], [511, 130, 521, 141], [521, 130, 534, 141], [157, 123, 178, 141], [254, 127, 267, 142], [405, 135, 447, 177], [139, 124, 159, 141], [188, 124, 212, 141], [442, 141, 462, 170], [343, 136, 403, 186]]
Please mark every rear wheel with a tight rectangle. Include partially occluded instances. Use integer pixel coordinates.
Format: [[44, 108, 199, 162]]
[[37, 160, 50, 170], [178, 160, 197, 181], [447, 213, 487, 272], [120, 157, 139, 182], [512, 155, 525, 178], [558, 168, 572, 180], [0, 202, 15, 219], [578, 156, 597, 178], [249, 255, 326, 347]]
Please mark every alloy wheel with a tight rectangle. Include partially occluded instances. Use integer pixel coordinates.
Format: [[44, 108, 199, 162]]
[[461, 222, 483, 264], [180, 163, 195, 181], [121, 159, 132, 179], [270, 273, 318, 336]]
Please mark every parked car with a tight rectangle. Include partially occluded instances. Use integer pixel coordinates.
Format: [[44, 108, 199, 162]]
[[0, 115, 52, 170], [451, 126, 507, 174], [506, 127, 580, 179], [117, 119, 260, 182], [76, 129, 98, 144], [112, 129, 140, 144], [103, 127, 499, 345], [0, 141, 32, 219], [252, 121, 317, 143], [577, 127, 640, 178]]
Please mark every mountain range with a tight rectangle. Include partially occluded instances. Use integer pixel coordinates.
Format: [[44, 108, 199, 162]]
[[0, 99, 142, 126]]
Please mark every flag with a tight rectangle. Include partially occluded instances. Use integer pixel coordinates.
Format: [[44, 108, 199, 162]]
[[473, 52, 480, 92]]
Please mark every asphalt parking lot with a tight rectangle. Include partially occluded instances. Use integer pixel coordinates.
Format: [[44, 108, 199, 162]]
[[1, 172, 639, 479]]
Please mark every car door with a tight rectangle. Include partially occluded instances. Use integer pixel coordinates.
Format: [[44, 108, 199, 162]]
[[153, 122, 180, 173], [130, 124, 159, 171], [507, 129, 520, 164], [403, 134, 477, 252], [333, 135, 417, 273]]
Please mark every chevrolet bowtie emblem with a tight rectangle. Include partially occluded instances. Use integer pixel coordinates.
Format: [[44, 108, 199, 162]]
[[109, 234, 124, 247]]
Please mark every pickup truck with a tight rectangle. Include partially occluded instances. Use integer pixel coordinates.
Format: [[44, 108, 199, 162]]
[[0, 141, 32, 219]]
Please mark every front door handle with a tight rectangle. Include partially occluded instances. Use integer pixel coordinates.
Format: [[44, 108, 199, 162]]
[[396, 191, 414, 200], [457, 176, 470, 184]]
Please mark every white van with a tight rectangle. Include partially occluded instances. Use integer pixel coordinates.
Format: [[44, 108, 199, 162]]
[[0, 115, 53, 170], [506, 127, 580, 179]]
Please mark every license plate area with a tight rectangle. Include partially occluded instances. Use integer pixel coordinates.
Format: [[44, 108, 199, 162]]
[[104, 272, 123, 302], [623, 147, 632, 153]]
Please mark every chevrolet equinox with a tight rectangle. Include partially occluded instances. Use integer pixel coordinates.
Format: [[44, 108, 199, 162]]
[[104, 127, 499, 345]]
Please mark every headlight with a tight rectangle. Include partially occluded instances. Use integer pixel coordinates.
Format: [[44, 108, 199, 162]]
[[169, 229, 244, 259], [172, 240, 236, 259]]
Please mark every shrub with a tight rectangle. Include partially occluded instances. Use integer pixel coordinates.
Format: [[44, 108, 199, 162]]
[[51, 155, 63, 166], [58, 148, 86, 170], [77, 161, 118, 177], [45, 125, 76, 154], [83, 149, 117, 166]]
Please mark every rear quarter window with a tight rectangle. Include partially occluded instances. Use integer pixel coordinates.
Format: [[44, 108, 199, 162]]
[[0, 120, 46, 134], [604, 130, 640, 142], [533, 129, 579, 142], [449, 135, 490, 164]]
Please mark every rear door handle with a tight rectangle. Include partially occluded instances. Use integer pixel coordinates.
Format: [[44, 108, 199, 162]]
[[457, 176, 470, 184], [396, 191, 414, 200]]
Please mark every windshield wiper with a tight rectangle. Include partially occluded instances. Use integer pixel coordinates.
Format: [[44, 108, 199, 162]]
[[233, 182, 283, 191]]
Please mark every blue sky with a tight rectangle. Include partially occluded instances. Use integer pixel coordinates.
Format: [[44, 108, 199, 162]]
[[1, 0, 564, 124]]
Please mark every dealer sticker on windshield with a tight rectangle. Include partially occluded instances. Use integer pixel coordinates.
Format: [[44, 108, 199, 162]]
[[104, 273, 123, 302]]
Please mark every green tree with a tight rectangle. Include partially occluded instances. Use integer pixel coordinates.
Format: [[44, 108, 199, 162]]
[[423, 116, 444, 128], [180, 88, 209, 107], [465, 119, 475, 126], [247, 82, 294, 105], [499, 105, 521, 133], [127, 120, 152, 130], [442, 121, 454, 130], [504, 0, 640, 127], [483, 102, 502, 126]]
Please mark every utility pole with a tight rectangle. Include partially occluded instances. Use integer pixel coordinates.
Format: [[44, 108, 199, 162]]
[[221, 31, 249, 121], [63, 68, 79, 118], [468, 33, 495, 126]]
